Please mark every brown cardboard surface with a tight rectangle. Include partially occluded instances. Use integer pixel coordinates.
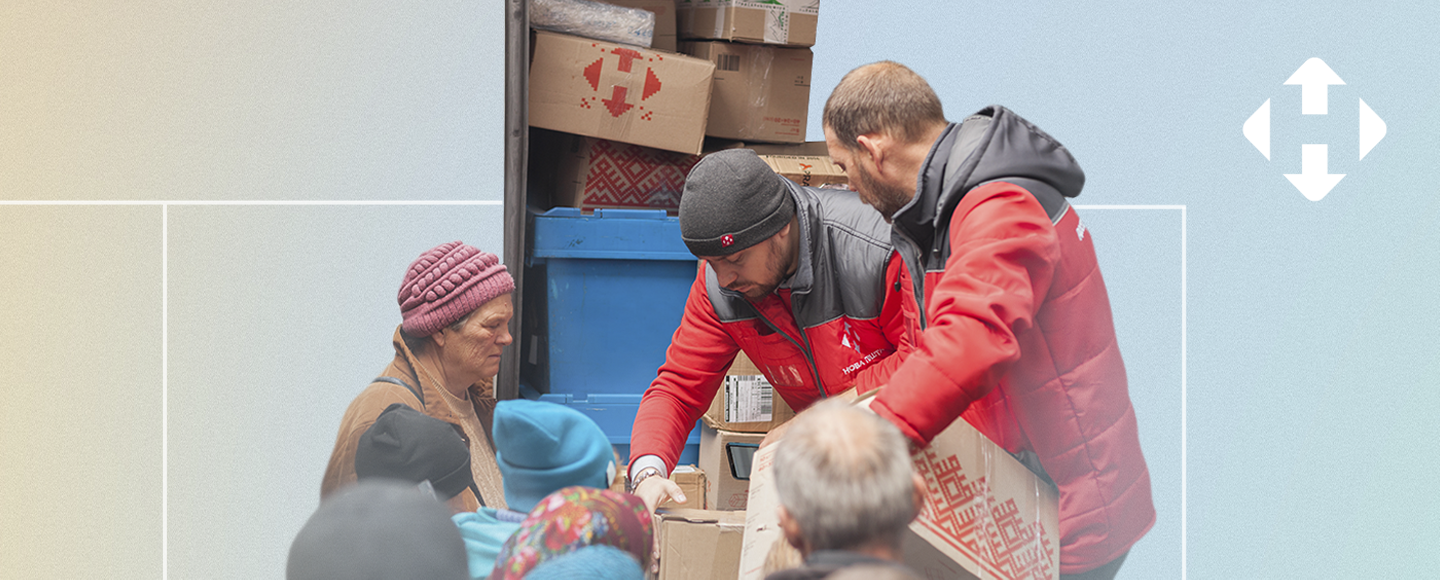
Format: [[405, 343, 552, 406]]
[[657, 508, 747, 580], [680, 41, 811, 143], [529, 30, 715, 154], [676, 0, 818, 47], [541, 132, 701, 211], [600, 0, 677, 51], [738, 393, 1060, 580], [702, 351, 797, 432], [699, 425, 765, 510], [758, 154, 846, 188], [613, 464, 707, 510]]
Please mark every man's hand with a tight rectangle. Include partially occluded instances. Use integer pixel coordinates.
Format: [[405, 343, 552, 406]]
[[634, 474, 687, 514]]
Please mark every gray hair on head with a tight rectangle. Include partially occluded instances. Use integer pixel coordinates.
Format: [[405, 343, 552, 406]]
[[772, 398, 918, 552]]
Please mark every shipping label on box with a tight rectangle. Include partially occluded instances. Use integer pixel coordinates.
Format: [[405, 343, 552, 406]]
[[699, 425, 765, 510], [703, 351, 797, 432], [530, 30, 715, 154], [677, 0, 818, 47], [657, 508, 747, 580], [600, 0, 678, 51], [739, 396, 1060, 580], [553, 135, 701, 211], [680, 42, 811, 143]]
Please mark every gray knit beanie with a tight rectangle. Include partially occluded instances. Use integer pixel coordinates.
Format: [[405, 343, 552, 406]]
[[679, 149, 794, 257]]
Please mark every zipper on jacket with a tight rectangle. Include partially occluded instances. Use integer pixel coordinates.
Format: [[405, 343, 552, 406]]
[[747, 301, 827, 400], [893, 232, 930, 330]]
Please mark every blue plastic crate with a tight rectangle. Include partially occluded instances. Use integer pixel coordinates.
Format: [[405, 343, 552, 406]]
[[527, 207, 698, 396], [526, 390, 700, 466]]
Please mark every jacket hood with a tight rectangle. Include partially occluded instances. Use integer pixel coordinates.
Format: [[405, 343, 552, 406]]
[[898, 106, 1085, 243]]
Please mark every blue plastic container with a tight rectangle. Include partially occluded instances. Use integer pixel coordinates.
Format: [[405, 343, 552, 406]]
[[527, 208, 698, 396]]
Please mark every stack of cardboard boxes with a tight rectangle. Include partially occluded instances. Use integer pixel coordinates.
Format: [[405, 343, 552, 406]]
[[527, 0, 842, 214]]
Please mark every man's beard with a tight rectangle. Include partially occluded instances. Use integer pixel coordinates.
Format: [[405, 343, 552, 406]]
[[854, 162, 912, 222]]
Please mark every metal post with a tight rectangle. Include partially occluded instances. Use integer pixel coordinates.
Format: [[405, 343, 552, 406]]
[[499, 0, 528, 401]]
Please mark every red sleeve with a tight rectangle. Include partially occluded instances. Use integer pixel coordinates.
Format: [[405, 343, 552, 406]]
[[629, 263, 740, 472], [871, 183, 1059, 444], [852, 251, 912, 393]]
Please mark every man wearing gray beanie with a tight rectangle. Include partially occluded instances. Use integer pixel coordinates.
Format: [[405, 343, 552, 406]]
[[627, 148, 911, 511]]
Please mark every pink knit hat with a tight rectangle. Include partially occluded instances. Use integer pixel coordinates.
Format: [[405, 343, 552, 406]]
[[398, 241, 515, 337]]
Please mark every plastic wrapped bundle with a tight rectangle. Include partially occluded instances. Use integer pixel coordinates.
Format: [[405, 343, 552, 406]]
[[530, 0, 655, 48]]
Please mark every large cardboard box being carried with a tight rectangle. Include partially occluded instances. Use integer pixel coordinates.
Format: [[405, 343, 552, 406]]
[[599, 0, 678, 51], [703, 351, 797, 433], [739, 394, 1061, 580], [534, 130, 701, 211], [657, 508, 746, 580], [680, 41, 812, 143], [677, 0, 818, 47], [530, 30, 715, 155]]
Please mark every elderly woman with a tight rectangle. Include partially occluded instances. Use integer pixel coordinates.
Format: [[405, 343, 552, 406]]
[[322, 241, 514, 510]]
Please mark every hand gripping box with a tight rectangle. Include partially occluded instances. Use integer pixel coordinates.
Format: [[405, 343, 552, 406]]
[[739, 394, 1061, 580], [677, 0, 818, 47], [530, 30, 715, 155]]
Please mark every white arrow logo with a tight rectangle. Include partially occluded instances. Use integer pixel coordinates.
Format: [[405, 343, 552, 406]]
[[1285, 144, 1344, 201], [1243, 58, 1385, 201], [1285, 58, 1345, 115]]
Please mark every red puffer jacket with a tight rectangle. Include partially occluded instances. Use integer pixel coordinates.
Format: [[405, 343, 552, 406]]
[[873, 107, 1155, 574], [629, 183, 909, 473]]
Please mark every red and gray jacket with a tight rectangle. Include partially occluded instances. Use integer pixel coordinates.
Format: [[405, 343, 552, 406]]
[[629, 182, 909, 473], [872, 106, 1155, 574]]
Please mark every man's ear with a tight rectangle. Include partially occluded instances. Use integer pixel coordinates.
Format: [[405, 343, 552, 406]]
[[910, 472, 928, 521], [777, 505, 809, 556], [855, 133, 887, 171]]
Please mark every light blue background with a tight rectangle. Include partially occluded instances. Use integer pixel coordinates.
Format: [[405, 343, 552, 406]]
[[804, 2, 1437, 578], [3, 1, 1437, 578]]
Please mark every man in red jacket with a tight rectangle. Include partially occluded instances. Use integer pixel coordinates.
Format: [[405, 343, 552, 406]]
[[821, 62, 1155, 579], [627, 149, 909, 509]]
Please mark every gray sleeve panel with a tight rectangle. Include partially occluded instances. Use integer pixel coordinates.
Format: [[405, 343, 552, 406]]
[[792, 187, 894, 327], [704, 262, 758, 323]]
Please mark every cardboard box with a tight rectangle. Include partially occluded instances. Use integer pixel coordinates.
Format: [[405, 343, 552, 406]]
[[600, 0, 678, 51], [538, 131, 702, 211], [529, 30, 715, 155], [612, 464, 707, 510], [680, 42, 812, 143], [758, 154, 845, 188], [676, 0, 818, 47], [703, 141, 847, 188], [657, 508, 747, 580], [739, 395, 1061, 580], [703, 351, 797, 432], [699, 425, 765, 510]]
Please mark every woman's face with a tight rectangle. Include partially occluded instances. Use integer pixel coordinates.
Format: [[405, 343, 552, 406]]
[[436, 293, 514, 385]]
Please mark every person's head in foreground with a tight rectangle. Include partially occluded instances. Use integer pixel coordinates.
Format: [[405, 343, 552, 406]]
[[398, 241, 515, 392], [492, 398, 617, 512], [355, 402, 474, 513], [490, 486, 652, 580], [679, 148, 801, 301], [287, 480, 469, 580], [822, 61, 948, 221], [772, 398, 927, 561]]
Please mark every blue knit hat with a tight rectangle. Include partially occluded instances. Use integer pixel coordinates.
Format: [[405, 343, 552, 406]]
[[526, 545, 645, 580], [493, 400, 616, 512]]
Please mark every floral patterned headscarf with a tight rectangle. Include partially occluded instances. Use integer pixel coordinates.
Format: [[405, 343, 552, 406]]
[[490, 486, 652, 579]]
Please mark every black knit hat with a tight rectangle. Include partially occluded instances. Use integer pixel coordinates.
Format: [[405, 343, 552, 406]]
[[355, 403, 473, 501], [680, 149, 795, 257], [287, 480, 469, 580]]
